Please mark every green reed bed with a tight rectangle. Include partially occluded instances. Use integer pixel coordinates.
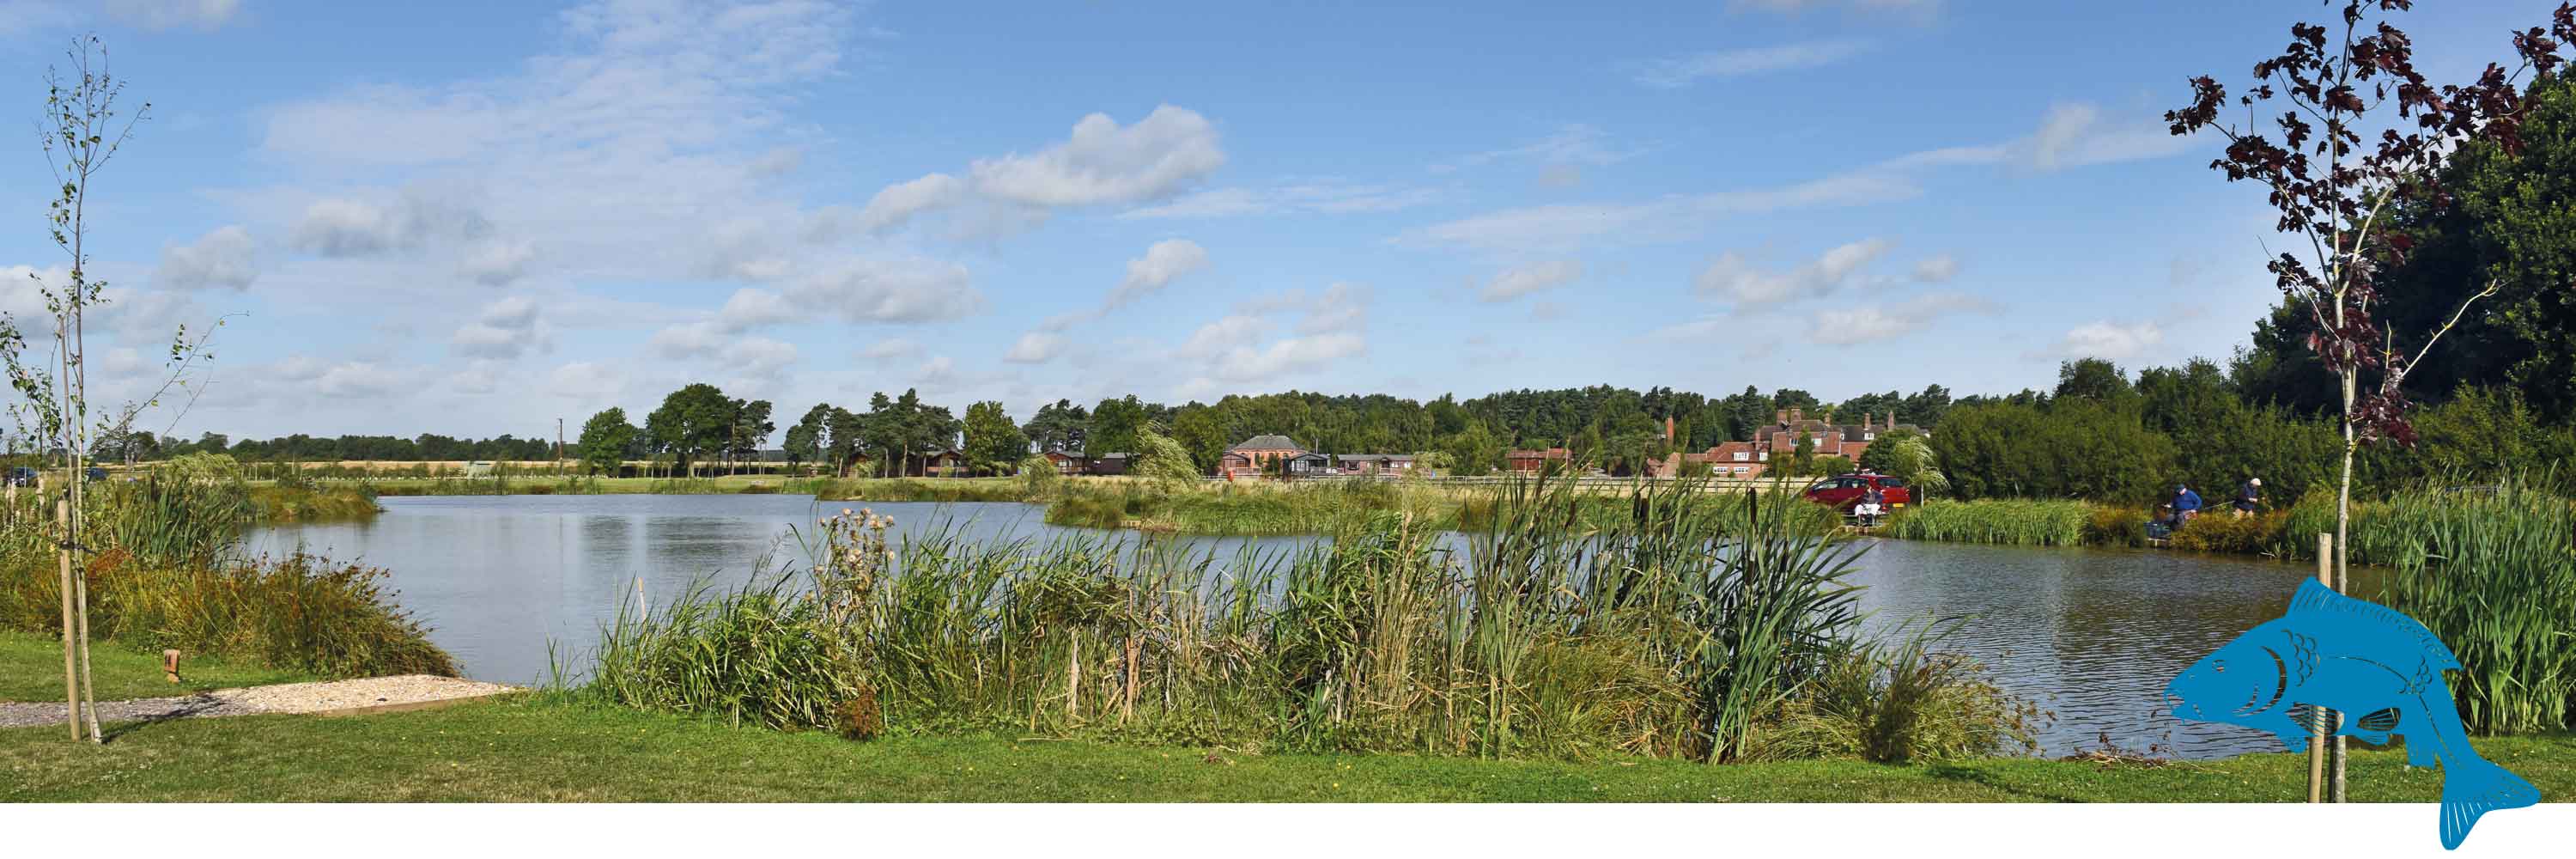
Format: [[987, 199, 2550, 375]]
[[2369, 478, 2576, 734], [574, 475, 2031, 764], [789, 477, 1033, 503], [0, 460, 455, 683], [1882, 499, 2091, 546]]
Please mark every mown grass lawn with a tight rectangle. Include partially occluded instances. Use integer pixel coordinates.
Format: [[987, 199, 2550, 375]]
[[6, 695, 2571, 803], [0, 631, 321, 703]]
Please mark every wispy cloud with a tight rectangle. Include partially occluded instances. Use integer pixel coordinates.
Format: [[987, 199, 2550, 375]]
[[1630, 40, 1870, 88]]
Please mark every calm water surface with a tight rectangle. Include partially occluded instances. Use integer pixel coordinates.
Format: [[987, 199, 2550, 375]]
[[246, 494, 2318, 758]]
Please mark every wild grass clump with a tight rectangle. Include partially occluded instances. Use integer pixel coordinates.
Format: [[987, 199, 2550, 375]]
[[1742, 621, 2040, 764], [2167, 510, 2289, 554], [1884, 500, 2089, 546], [568, 474, 2030, 765], [2082, 506, 2150, 548]]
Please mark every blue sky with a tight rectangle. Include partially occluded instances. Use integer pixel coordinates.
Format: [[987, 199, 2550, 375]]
[[0, 0, 2560, 441]]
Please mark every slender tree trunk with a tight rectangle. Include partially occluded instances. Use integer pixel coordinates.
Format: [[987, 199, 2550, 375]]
[[56, 497, 76, 740], [2329, 362, 2354, 801]]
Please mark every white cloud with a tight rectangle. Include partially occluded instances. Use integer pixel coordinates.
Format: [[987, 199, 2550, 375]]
[[1003, 332, 1069, 364], [856, 173, 963, 232], [1119, 181, 1436, 220], [1109, 239, 1209, 308], [1177, 315, 1269, 359], [1479, 259, 1583, 302], [289, 192, 489, 257], [2022, 103, 2194, 172], [1206, 332, 1365, 383], [105, 0, 241, 31], [451, 295, 550, 359], [1400, 173, 1915, 253], [1400, 101, 2186, 258], [1912, 254, 1960, 283], [1298, 282, 1370, 335], [459, 239, 537, 286], [547, 361, 627, 399], [2038, 320, 2166, 362], [860, 338, 920, 361], [715, 288, 797, 332], [1806, 292, 1994, 345], [782, 258, 983, 323], [647, 322, 799, 379], [1730, 0, 1941, 20], [969, 105, 1225, 208], [1631, 40, 1870, 88], [155, 225, 258, 290], [1434, 124, 1635, 175], [1694, 238, 1893, 308]]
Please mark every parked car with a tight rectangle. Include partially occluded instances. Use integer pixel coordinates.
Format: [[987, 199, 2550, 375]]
[[84, 466, 107, 482], [1802, 472, 1911, 512], [4, 466, 35, 487]]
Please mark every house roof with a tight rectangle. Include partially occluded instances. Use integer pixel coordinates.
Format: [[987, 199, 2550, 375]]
[[1336, 454, 1413, 463], [1509, 448, 1571, 459], [1095, 452, 1132, 460], [1228, 435, 1304, 453]]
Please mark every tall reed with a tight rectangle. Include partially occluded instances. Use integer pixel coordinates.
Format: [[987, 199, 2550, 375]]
[[1882, 499, 2091, 546], [568, 475, 2008, 763], [2369, 476, 2575, 734]]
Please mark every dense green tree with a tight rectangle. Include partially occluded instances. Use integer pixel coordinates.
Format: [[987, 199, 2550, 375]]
[[576, 408, 638, 476], [643, 383, 736, 477], [824, 406, 865, 476], [1086, 395, 1149, 459], [1022, 399, 1089, 454], [1170, 405, 1229, 471], [2053, 359, 2138, 411], [961, 400, 1027, 474], [784, 404, 831, 474]]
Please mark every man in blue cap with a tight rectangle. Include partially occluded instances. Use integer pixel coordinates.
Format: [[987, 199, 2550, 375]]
[[2168, 483, 2202, 531]]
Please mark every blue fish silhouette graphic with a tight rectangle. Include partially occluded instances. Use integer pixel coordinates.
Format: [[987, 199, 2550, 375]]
[[2165, 580, 2539, 849]]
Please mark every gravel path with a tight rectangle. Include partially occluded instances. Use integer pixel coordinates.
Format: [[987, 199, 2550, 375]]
[[0, 675, 519, 730]]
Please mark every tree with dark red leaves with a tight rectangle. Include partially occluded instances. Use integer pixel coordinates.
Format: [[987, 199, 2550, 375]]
[[2167, 0, 2572, 585]]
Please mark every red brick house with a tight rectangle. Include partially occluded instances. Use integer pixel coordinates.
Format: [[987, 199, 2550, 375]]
[[1218, 435, 1306, 479], [1506, 448, 1571, 473], [1040, 451, 1083, 475]]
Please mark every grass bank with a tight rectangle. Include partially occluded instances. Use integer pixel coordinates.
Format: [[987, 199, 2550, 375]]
[[4, 696, 2571, 802], [0, 629, 321, 702]]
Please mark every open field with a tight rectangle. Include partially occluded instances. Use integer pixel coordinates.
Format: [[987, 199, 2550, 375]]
[[3, 695, 2571, 802], [0, 631, 322, 702]]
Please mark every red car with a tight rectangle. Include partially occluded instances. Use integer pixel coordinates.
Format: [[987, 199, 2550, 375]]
[[1803, 472, 1911, 512]]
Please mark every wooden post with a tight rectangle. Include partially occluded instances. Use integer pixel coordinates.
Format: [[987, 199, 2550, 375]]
[[2326, 531, 2348, 802], [1122, 637, 1139, 724], [58, 497, 78, 740], [1066, 637, 1081, 722], [2309, 533, 2331, 803]]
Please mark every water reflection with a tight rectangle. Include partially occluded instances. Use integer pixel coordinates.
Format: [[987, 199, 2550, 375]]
[[246, 495, 2325, 758]]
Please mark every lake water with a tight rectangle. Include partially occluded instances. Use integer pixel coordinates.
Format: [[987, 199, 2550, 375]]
[[246, 494, 2321, 758]]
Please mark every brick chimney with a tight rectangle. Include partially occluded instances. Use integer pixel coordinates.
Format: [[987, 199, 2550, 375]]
[[1864, 412, 1874, 430], [1774, 409, 1786, 425], [1790, 407, 1803, 424], [1664, 416, 1674, 441]]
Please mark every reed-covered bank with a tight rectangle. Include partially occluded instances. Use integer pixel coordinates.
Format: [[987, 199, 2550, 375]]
[[569, 476, 2032, 764], [0, 455, 453, 685]]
